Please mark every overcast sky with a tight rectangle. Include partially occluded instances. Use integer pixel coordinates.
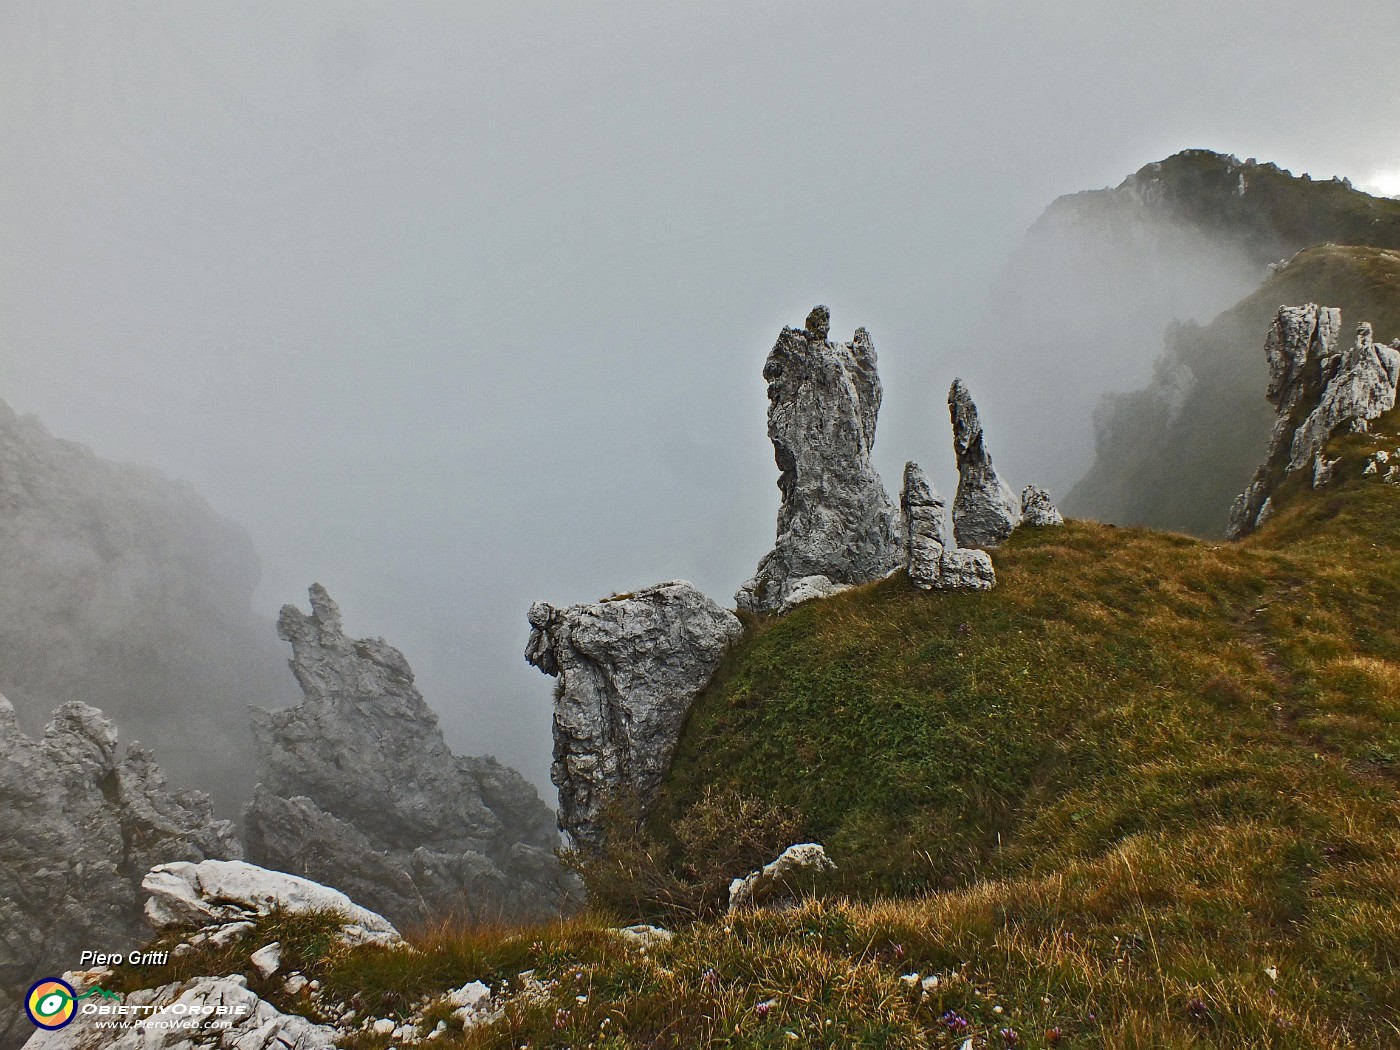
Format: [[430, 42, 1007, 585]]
[[3, 1, 1399, 792]]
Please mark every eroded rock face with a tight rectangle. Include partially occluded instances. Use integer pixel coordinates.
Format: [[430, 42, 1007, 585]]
[[525, 581, 742, 848], [0, 697, 239, 1048], [244, 585, 569, 928], [948, 380, 1022, 550], [736, 306, 901, 613], [1227, 306, 1400, 537]]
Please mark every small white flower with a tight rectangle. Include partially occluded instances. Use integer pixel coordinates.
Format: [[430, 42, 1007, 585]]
[[1265, 966, 1279, 981], [899, 973, 920, 987]]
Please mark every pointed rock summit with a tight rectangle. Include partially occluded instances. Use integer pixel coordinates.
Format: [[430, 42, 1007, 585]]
[[1227, 306, 1400, 538], [948, 379, 1023, 549], [245, 585, 567, 926], [736, 306, 901, 613], [526, 581, 742, 849]]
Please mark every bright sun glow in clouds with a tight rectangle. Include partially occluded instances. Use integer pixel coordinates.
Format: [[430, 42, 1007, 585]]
[[1361, 168, 1400, 198]]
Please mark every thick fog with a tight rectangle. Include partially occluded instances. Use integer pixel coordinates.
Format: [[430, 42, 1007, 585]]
[[3, 2, 1399, 794]]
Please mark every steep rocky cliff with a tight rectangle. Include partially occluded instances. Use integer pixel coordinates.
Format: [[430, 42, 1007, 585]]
[[0, 698, 239, 1048], [0, 398, 292, 817], [244, 586, 568, 927]]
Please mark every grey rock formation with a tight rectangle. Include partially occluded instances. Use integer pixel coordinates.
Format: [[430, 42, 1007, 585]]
[[948, 379, 1022, 550], [936, 548, 997, 591], [0, 697, 239, 1048], [736, 306, 901, 613], [1312, 453, 1341, 489], [0, 397, 293, 820], [901, 462, 997, 591], [777, 576, 851, 613], [143, 859, 402, 948], [1227, 307, 1400, 538], [1286, 322, 1400, 471], [901, 462, 950, 588], [1020, 485, 1065, 527], [244, 585, 569, 928], [727, 842, 836, 912], [525, 581, 743, 848]]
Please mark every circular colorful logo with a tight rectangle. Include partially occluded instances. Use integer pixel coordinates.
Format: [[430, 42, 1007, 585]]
[[25, 978, 77, 1030]]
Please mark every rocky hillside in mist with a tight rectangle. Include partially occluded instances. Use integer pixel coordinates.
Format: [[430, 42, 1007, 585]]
[[0, 398, 292, 816], [984, 148, 1400, 503], [1069, 244, 1400, 534], [47, 300, 1400, 1050]]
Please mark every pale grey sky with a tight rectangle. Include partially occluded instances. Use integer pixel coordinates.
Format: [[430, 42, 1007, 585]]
[[3, 1, 1399, 791]]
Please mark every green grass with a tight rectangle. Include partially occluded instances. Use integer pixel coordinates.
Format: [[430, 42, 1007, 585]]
[[103, 416, 1400, 1047]]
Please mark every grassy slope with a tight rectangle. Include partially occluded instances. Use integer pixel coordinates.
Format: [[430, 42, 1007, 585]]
[[1067, 245, 1400, 535], [104, 420, 1400, 1049]]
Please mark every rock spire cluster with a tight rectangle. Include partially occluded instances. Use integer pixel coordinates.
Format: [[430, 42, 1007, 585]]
[[900, 462, 996, 591], [526, 307, 1062, 849], [1227, 305, 1400, 538]]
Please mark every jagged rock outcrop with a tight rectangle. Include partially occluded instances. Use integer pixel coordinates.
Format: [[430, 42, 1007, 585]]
[[525, 581, 742, 848], [1227, 305, 1400, 537], [0, 697, 239, 1049], [736, 306, 902, 613], [244, 585, 568, 928], [1020, 485, 1064, 527], [0, 397, 293, 820], [1286, 322, 1400, 470], [948, 380, 1022, 549], [900, 462, 996, 591]]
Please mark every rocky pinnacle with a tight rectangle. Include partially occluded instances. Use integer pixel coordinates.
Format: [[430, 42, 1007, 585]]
[[245, 584, 567, 926], [948, 379, 1022, 549], [736, 306, 901, 613]]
